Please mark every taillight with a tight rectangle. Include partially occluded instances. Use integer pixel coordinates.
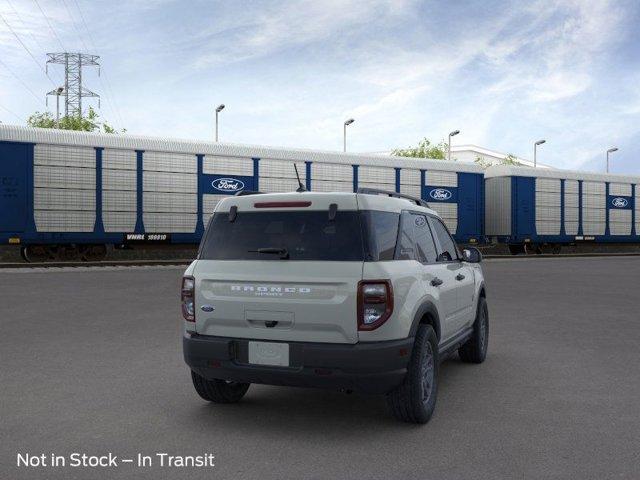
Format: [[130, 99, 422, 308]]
[[357, 280, 393, 331], [181, 276, 195, 322]]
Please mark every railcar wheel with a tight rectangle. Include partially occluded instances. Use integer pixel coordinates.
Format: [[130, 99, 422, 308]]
[[23, 245, 50, 263], [508, 244, 524, 255], [552, 244, 562, 255]]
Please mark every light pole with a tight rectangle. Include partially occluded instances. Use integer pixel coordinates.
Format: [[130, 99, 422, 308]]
[[448, 130, 460, 161], [55, 87, 64, 128], [606, 147, 618, 173], [215, 104, 225, 142], [533, 139, 546, 167], [343, 118, 354, 152]]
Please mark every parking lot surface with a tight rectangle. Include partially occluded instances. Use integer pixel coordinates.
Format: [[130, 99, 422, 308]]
[[1, 257, 639, 479]]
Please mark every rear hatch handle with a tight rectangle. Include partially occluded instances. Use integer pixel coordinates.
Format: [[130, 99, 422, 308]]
[[248, 247, 290, 259]]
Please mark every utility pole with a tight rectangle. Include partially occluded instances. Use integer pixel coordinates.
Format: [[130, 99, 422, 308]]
[[46, 53, 100, 118]]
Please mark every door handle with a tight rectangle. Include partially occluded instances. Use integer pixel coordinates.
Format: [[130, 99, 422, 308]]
[[455, 274, 465, 281], [430, 277, 443, 287]]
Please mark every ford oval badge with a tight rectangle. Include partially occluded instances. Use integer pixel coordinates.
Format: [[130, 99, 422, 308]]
[[211, 178, 245, 192], [612, 197, 628, 208], [429, 188, 452, 201], [200, 305, 215, 312]]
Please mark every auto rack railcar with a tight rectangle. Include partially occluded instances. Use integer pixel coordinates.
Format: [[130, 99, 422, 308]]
[[0, 125, 485, 261], [485, 165, 640, 254]]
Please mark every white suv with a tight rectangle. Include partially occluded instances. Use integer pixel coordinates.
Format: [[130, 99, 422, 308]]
[[182, 189, 488, 423]]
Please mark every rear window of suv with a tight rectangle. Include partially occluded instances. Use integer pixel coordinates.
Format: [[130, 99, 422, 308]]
[[199, 209, 400, 262]]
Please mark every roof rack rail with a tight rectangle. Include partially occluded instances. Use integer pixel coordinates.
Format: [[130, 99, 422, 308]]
[[234, 190, 265, 196], [357, 188, 429, 208]]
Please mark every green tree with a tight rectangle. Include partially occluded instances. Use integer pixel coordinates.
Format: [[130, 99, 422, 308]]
[[392, 138, 450, 160], [27, 107, 125, 133], [474, 153, 523, 169]]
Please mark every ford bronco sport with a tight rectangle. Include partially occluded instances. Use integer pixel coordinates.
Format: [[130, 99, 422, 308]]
[[182, 189, 488, 423]]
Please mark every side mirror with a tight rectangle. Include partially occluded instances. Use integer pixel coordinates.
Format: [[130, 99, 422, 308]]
[[462, 247, 482, 263]]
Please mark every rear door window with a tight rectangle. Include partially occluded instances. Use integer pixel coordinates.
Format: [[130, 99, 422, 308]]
[[395, 212, 417, 260], [413, 214, 438, 263], [360, 211, 400, 261], [429, 217, 459, 262]]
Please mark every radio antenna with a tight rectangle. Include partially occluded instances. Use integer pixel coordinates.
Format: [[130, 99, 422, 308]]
[[293, 164, 306, 192]]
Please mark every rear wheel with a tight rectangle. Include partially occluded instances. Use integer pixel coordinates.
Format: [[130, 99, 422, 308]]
[[386, 324, 439, 424], [191, 371, 250, 403], [459, 296, 489, 363]]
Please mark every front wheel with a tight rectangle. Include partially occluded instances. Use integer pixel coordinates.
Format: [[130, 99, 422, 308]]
[[386, 324, 439, 424], [191, 371, 250, 403], [459, 296, 489, 363]]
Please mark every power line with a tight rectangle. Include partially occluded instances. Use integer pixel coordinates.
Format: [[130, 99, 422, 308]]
[[60, 0, 90, 52], [33, 0, 66, 52], [0, 12, 57, 87], [69, 0, 125, 128], [0, 56, 46, 105], [5, 0, 65, 85], [0, 102, 25, 122]]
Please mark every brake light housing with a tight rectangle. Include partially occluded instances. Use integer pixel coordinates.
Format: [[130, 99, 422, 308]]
[[357, 280, 393, 331], [181, 276, 195, 322]]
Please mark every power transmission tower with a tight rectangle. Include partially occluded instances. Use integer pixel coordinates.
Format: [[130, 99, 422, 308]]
[[46, 53, 100, 118]]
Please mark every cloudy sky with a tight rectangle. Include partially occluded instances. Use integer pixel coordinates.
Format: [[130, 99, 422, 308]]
[[1, 0, 639, 173]]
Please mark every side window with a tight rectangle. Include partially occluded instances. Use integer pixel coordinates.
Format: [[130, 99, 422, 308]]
[[429, 217, 459, 262], [361, 211, 400, 261], [395, 212, 416, 260], [413, 214, 438, 263]]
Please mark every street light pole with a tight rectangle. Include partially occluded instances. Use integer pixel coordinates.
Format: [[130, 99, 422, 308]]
[[343, 118, 354, 152], [215, 104, 225, 142], [448, 130, 460, 161], [534, 139, 546, 167], [606, 147, 618, 173]]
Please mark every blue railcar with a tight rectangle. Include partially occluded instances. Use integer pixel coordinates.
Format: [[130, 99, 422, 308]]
[[0, 125, 485, 261], [485, 165, 640, 254]]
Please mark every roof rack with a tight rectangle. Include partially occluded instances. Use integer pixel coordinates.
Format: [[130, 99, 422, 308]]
[[357, 188, 429, 208], [234, 190, 265, 196]]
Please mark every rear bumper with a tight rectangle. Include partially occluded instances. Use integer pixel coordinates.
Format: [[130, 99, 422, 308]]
[[183, 332, 414, 394]]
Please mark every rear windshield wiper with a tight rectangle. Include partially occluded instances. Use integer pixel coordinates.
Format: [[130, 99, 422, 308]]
[[248, 247, 290, 259]]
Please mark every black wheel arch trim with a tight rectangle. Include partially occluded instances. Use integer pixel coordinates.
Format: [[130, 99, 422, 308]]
[[409, 301, 441, 341]]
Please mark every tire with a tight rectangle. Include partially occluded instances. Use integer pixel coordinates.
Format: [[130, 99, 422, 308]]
[[191, 371, 250, 404], [386, 325, 439, 424], [459, 296, 489, 364]]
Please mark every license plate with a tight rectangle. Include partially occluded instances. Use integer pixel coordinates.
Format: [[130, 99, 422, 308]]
[[248, 341, 289, 367]]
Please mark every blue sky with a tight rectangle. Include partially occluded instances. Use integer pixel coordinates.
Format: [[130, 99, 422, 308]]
[[1, 0, 639, 173]]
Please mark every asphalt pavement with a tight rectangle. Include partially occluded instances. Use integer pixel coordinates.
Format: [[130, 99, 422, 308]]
[[1, 257, 639, 479]]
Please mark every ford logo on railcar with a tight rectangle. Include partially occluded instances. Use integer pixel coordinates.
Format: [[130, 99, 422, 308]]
[[429, 188, 452, 201], [212, 178, 245, 192], [612, 197, 628, 208]]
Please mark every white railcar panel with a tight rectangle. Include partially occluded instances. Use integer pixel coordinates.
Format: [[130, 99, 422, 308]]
[[259, 177, 305, 193], [143, 192, 197, 213], [34, 210, 95, 232], [259, 159, 307, 179], [484, 177, 511, 236], [143, 171, 196, 193], [535, 178, 560, 193], [103, 212, 136, 232], [311, 163, 352, 182], [103, 149, 136, 170], [310, 180, 353, 193], [636, 188, 640, 234], [582, 181, 605, 195], [400, 169, 421, 186], [203, 156, 253, 176], [143, 151, 196, 173], [609, 209, 631, 235], [358, 181, 396, 192], [399, 183, 421, 199], [202, 194, 229, 226], [536, 191, 561, 207], [564, 180, 579, 193], [358, 166, 395, 185], [427, 203, 457, 234], [425, 171, 457, 187], [564, 207, 579, 235], [34, 165, 95, 190], [103, 169, 136, 191], [609, 183, 632, 196], [143, 213, 197, 232], [34, 188, 95, 211], [34, 144, 95, 168], [582, 222, 605, 235], [103, 190, 136, 211]]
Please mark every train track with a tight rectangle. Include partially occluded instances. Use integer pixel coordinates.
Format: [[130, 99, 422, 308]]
[[1, 252, 640, 268]]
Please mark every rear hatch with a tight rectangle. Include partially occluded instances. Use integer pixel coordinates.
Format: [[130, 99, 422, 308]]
[[193, 193, 363, 344]]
